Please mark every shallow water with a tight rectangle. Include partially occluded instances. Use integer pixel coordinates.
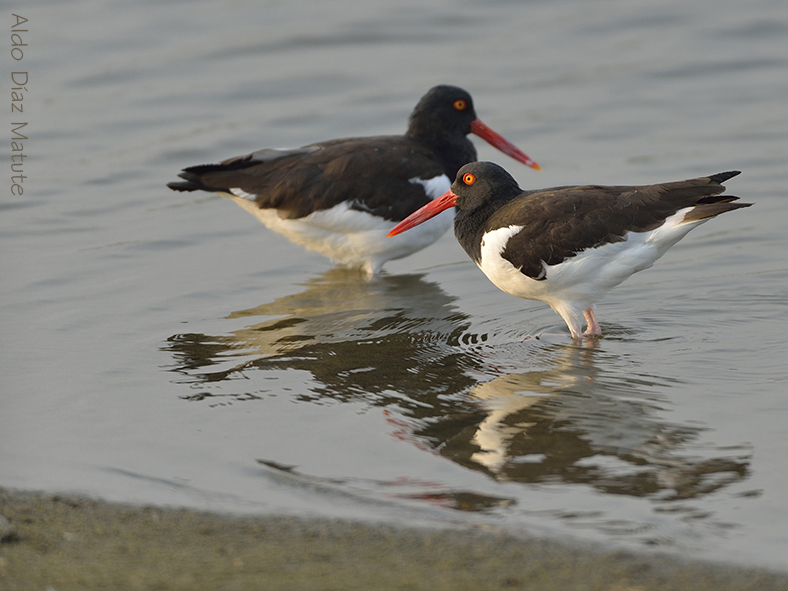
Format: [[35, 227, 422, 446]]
[[2, 0, 788, 571]]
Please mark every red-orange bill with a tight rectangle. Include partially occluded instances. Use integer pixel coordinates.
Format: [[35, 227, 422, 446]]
[[470, 119, 541, 171], [387, 190, 458, 237]]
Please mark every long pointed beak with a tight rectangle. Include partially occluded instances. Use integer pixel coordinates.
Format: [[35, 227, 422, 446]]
[[470, 119, 541, 171], [387, 190, 458, 237]]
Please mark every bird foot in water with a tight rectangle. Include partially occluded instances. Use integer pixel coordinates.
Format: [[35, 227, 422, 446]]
[[583, 308, 602, 337]]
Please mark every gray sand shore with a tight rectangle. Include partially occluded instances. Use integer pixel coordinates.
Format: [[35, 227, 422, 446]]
[[1, 487, 786, 591]]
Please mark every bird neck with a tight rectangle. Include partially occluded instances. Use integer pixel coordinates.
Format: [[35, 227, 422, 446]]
[[453, 200, 501, 265], [406, 125, 477, 178]]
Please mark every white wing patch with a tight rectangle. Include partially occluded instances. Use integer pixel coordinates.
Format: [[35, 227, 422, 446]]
[[228, 188, 256, 201], [409, 174, 451, 200]]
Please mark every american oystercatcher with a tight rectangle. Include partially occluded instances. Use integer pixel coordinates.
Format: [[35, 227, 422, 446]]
[[167, 85, 540, 276], [387, 162, 751, 339]]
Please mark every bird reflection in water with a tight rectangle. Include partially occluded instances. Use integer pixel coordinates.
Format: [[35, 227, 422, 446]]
[[166, 268, 476, 403], [412, 344, 750, 502], [164, 269, 750, 511]]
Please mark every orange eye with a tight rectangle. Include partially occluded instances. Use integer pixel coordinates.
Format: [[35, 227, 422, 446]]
[[453, 99, 466, 111], [463, 173, 476, 185]]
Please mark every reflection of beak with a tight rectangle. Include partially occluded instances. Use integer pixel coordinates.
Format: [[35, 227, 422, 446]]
[[387, 190, 458, 237], [471, 118, 541, 171]]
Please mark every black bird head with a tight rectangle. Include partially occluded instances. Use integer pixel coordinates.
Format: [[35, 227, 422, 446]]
[[387, 161, 523, 237], [450, 161, 523, 213]]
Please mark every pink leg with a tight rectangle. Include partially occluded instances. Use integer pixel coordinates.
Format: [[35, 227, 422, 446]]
[[583, 308, 602, 336]]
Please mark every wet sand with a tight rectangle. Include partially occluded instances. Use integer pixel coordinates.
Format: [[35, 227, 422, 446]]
[[1, 487, 786, 591]]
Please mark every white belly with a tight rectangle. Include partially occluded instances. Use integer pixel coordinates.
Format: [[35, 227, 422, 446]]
[[223, 174, 453, 276], [478, 207, 710, 311]]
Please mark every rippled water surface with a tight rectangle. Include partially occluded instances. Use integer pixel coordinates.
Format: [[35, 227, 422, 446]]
[[2, 0, 788, 570]]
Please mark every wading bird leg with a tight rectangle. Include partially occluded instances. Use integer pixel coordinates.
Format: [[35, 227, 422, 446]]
[[583, 308, 602, 336]]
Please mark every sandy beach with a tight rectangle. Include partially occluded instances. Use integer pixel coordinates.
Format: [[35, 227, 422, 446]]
[[1, 487, 786, 591]]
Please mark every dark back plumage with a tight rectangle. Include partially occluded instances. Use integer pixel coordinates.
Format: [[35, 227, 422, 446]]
[[167, 86, 484, 222], [451, 162, 750, 280]]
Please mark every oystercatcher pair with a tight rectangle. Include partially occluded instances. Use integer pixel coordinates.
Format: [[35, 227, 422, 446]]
[[388, 162, 751, 340], [168, 85, 540, 276], [169, 86, 751, 339]]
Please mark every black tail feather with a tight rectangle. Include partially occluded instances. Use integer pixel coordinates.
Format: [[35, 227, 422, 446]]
[[683, 200, 752, 223], [709, 170, 741, 184], [167, 180, 205, 192], [181, 154, 258, 176], [167, 171, 224, 193]]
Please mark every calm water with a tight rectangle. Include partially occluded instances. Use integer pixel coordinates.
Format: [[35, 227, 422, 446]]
[[3, 0, 788, 571]]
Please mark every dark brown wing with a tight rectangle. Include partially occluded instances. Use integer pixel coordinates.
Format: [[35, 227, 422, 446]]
[[168, 136, 446, 222], [495, 171, 746, 280]]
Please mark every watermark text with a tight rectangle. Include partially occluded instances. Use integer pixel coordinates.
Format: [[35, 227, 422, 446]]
[[11, 13, 28, 196]]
